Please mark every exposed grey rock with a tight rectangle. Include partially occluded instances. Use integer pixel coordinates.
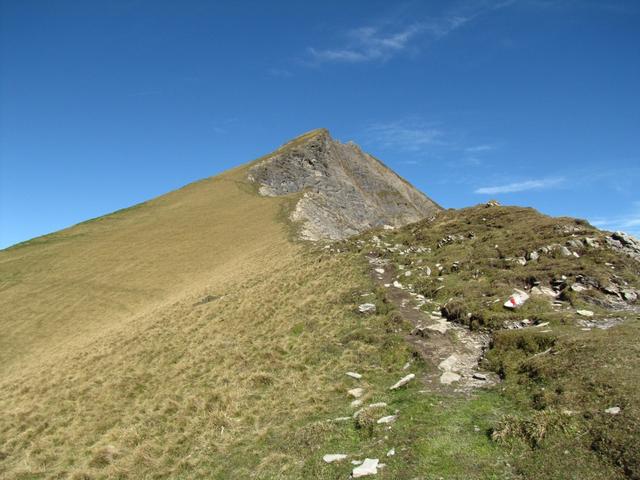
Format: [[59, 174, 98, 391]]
[[348, 388, 364, 398], [440, 371, 462, 384], [352, 458, 379, 477], [389, 373, 415, 390], [531, 286, 558, 298], [376, 414, 397, 424], [323, 454, 348, 463], [248, 129, 440, 240], [584, 237, 600, 248], [504, 289, 530, 309], [567, 239, 584, 249], [622, 289, 638, 303], [576, 309, 594, 317], [559, 246, 573, 257], [346, 371, 363, 380], [605, 406, 621, 415], [358, 303, 377, 314], [527, 251, 540, 261]]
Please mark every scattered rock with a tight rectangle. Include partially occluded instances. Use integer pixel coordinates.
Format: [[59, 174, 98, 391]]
[[389, 373, 415, 390], [504, 289, 530, 309], [374, 268, 385, 274], [323, 454, 348, 463], [531, 286, 558, 298], [438, 354, 459, 372], [472, 373, 488, 381], [527, 251, 540, 262], [584, 237, 600, 248], [392, 280, 403, 289], [358, 303, 377, 314], [486, 200, 500, 207], [605, 406, 621, 415], [351, 399, 363, 407], [440, 372, 462, 384], [346, 372, 363, 380], [559, 246, 573, 257], [386, 448, 395, 457], [352, 458, 379, 477], [577, 310, 594, 317], [348, 388, 364, 399], [376, 415, 397, 424]]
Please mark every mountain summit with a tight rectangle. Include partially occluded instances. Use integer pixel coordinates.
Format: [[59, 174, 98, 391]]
[[248, 129, 440, 240]]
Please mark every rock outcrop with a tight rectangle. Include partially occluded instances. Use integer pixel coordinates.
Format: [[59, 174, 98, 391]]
[[247, 129, 441, 240]]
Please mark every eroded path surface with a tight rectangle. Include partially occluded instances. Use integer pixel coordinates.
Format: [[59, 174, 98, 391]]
[[367, 254, 497, 394]]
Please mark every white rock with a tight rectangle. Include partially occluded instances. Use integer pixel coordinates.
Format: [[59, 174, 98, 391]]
[[426, 323, 448, 334], [504, 289, 530, 309], [389, 373, 415, 390], [348, 388, 364, 398], [440, 371, 461, 384], [368, 402, 388, 409], [577, 309, 594, 317], [323, 454, 347, 463], [351, 399, 363, 407], [559, 246, 573, 256], [358, 303, 377, 314], [386, 448, 395, 457], [346, 371, 362, 379], [605, 406, 621, 415], [392, 280, 403, 289], [333, 416, 351, 422], [351, 460, 363, 465], [374, 268, 385, 274], [376, 415, 397, 424], [352, 458, 379, 477], [531, 286, 558, 298], [404, 271, 412, 277], [438, 354, 459, 372], [472, 373, 488, 381]]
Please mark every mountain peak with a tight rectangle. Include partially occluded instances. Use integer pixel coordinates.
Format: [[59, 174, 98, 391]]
[[248, 130, 441, 240]]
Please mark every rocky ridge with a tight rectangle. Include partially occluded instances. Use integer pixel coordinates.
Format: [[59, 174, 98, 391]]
[[248, 129, 440, 241]]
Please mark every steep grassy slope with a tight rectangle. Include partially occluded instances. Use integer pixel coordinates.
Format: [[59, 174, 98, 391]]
[[0, 165, 293, 374]]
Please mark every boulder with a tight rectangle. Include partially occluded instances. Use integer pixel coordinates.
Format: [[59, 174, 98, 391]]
[[504, 289, 530, 309], [323, 454, 347, 463], [531, 286, 558, 298], [348, 388, 364, 398], [389, 373, 415, 390], [358, 303, 376, 314], [376, 415, 397, 424], [352, 458, 379, 478]]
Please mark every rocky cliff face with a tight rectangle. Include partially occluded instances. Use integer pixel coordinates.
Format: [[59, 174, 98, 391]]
[[247, 129, 441, 240]]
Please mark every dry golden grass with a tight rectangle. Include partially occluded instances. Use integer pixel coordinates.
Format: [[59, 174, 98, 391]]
[[0, 164, 294, 375]]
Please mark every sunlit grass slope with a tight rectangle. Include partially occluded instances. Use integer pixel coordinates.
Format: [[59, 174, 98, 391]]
[[0, 164, 295, 374]]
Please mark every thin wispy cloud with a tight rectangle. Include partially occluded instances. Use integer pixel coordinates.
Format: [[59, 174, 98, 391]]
[[365, 120, 444, 152], [304, 1, 515, 66], [308, 23, 425, 64], [465, 144, 496, 153], [590, 201, 640, 237], [267, 67, 292, 78], [474, 177, 564, 194]]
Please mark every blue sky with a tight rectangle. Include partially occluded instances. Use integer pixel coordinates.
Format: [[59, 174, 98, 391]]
[[1, 0, 639, 248]]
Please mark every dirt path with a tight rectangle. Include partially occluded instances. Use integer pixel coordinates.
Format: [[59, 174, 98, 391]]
[[367, 255, 497, 394]]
